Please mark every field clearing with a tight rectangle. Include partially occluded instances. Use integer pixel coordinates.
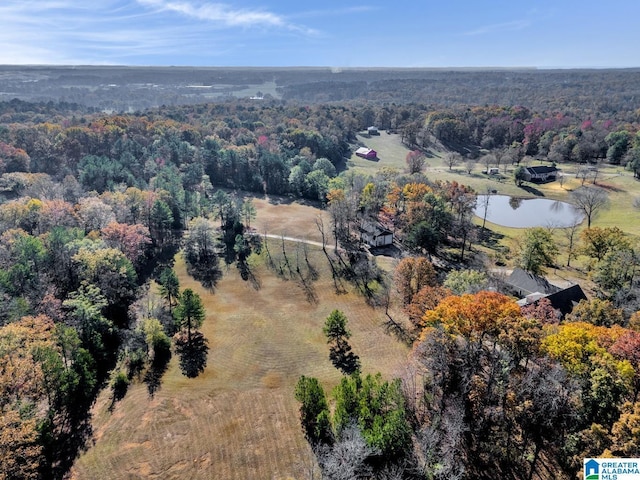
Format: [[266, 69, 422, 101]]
[[251, 196, 330, 244], [347, 132, 411, 173], [72, 245, 409, 480]]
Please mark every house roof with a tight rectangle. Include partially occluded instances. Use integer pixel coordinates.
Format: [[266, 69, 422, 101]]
[[517, 284, 587, 318], [361, 222, 392, 237], [544, 284, 588, 317], [526, 165, 558, 175], [506, 268, 561, 296]]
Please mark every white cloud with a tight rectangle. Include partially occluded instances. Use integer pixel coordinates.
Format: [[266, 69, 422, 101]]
[[464, 20, 530, 36], [136, 0, 315, 33]]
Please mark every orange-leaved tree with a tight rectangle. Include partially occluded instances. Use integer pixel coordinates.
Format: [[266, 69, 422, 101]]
[[420, 291, 522, 341], [394, 257, 437, 306]]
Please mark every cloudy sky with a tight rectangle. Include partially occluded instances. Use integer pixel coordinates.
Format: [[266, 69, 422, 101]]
[[1, 0, 638, 67]]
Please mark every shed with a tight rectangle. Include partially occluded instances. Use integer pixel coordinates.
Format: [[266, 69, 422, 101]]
[[367, 126, 380, 135], [355, 147, 377, 160]]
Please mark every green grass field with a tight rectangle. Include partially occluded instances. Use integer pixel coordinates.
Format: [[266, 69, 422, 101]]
[[72, 245, 409, 480]]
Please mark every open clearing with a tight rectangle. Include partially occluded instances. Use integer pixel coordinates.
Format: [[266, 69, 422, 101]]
[[72, 244, 409, 480]]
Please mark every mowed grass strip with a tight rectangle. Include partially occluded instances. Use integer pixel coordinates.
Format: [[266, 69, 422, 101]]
[[72, 244, 409, 480]]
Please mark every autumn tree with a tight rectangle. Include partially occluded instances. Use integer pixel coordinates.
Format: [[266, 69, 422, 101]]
[[610, 331, 640, 401], [101, 222, 151, 268], [608, 401, 640, 456], [394, 257, 438, 306], [404, 285, 451, 331], [421, 291, 522, 340], [566, 298, 624, 327], [580, 226, 630, 262], [521, 297, 559, 324]]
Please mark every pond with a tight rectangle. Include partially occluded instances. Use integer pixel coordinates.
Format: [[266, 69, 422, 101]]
[[474, 195, 584, 228]]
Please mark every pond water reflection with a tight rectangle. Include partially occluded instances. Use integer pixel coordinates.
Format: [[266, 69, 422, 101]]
[[474, 195, 584, 228]]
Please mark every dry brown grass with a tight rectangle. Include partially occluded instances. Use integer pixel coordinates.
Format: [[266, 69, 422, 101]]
[[72, 244, 410, 480], [251, 196, 331, 244]]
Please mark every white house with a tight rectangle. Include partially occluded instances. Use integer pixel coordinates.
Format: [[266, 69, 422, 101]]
[[360, 222, 393, 247]]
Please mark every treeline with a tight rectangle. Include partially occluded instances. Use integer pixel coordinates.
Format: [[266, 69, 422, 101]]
[[407, 104, 640, 174], [4, 67, 640, 115], [0, 101, 434, 208]]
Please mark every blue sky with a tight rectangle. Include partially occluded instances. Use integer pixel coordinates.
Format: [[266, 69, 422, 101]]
[[1, 0, 639, 67]]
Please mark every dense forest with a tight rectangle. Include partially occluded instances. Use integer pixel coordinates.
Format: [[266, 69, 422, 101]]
[[2, 66, 640, 114], [2, 69, 640, 479]]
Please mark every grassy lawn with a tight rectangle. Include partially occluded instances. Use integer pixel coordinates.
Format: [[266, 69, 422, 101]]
[[250, 195, 330, 244], [72, 244, 409, 480], [346, 131, 413, 174]]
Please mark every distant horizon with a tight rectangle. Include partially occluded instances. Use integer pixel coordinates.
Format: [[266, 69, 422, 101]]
[[2, 65, 639, 71], [1, 1, 639, 68]]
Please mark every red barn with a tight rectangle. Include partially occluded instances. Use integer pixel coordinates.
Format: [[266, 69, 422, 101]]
[[355, 147, 377, 159]]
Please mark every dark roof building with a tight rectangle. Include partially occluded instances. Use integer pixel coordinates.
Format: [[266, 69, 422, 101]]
[[544, 284, 588, 317], [524, 165, 558, 183], [506, 268, 560, 297]]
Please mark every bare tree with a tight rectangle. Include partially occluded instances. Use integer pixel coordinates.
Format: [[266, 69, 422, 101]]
[[464, 158, 476, 175], [576, 168, 590, 186], [478, 187, 492, 229], [318, 424, 375, 480], [563, 219, 581, 267], [571, 186, 609, 228], [480, 153, 496, 173], [444, 152, 462, 171], [406, 149, 427, 174]]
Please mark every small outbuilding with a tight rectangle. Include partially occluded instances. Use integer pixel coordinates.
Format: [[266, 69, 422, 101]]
[[360, 222, 393, 247], [355, 147, 377, 160], [367, 126, 380, 135]]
